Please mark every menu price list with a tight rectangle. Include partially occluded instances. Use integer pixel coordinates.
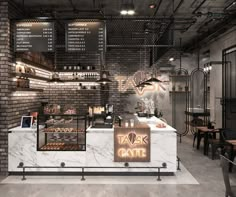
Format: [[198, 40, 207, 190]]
[[15, 22, 54, 52], [66, 21, 105, 52]]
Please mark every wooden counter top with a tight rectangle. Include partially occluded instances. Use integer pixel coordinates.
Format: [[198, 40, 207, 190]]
[[114, 123, 149, 129]]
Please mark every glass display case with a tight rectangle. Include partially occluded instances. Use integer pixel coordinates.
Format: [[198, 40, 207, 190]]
[[37, 114, 87, 151]]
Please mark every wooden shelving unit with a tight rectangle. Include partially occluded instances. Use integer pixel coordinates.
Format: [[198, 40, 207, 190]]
[[16, 57, 52, 72], [11, 72, 50, 82], [62, 79, 98, 82], [169, 75, 190, 78], [57, 70, 99, 73], [169, 91, 190, 93], [12, 88, 44, 92]]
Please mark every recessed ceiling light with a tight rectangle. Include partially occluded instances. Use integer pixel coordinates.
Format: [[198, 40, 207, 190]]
[[120, 10, 128, 15], [120, 1, 135, 16], [127, 10, 135, 15], [149, 3, 157, 9]]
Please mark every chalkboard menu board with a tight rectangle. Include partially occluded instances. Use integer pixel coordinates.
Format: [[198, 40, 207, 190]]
[[15, 22, 54, 52], [66, 21, 106, 52]]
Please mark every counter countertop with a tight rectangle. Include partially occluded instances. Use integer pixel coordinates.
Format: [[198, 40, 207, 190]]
[[86, 126, 114, 133], [87, 116, 176, 133], [135, 115, 177, 133], [9, 125, 44, 133]]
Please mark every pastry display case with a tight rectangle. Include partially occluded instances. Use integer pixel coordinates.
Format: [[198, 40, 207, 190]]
[[37, 114, 87, 151]]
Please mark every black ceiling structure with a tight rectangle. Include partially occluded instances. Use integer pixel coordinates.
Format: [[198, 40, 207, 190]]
[[10, 0, 236, 58]]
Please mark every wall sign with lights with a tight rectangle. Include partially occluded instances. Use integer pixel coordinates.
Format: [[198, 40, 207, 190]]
[[14, 21, 55, 52], [114, 125, 150, 162]]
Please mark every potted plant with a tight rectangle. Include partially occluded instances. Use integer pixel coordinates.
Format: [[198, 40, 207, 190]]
[[185, 85, 189, 92], [178, 85, 183, 91], [172, 85, 176, 91]]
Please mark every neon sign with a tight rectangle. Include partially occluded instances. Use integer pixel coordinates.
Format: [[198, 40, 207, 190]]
[[114, 126, 150, 162], [114, 71, 169, 96]]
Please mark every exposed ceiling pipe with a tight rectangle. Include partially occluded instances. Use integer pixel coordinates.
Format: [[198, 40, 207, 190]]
[[183, 13, 236, 51], [68, 0, 77, 11], [151, 0, 185, 63], [157, 0, 184, 41], [224, 1, 236, 11], [192, 0, 207, 14], [153, 0, 163, 17], [173, 0, 184, 13]]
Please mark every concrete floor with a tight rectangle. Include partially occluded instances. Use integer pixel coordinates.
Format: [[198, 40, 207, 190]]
[[0, 135, 235, 197]]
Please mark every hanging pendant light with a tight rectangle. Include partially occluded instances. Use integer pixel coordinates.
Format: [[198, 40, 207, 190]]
[[136, 81, 152, 88], [49, 49, 64, 83], [145, 74, 162, 83], [96, 70, 112, 84], [143, 35, 163, 84], [136, 46, 152, 87], [96, 52, 112, 84]]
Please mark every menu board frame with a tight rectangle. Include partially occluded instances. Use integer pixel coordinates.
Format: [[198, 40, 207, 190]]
[[14, 20, 55, 52], [65, 20, 106, 52]]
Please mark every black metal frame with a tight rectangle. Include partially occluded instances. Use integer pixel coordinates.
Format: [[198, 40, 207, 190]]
[[17, 162, 167, 181], [37, 114, 87, 151], [222, 45, 236, 129], [170, 68, 190, 142], [188, 67, 208, 134]]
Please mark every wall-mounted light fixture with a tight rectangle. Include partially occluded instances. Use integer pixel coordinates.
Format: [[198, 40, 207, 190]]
[[120, 0, 135, 15], [149, 3, 157, 9], [203, 63, 212, 73], [225, 1, 236, 10]]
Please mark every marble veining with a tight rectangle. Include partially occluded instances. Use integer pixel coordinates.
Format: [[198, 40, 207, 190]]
[[9, 131, 176, 172], [9, 117, 177, 172]]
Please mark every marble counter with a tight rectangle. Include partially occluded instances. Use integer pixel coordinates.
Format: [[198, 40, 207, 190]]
[[8, 117, 177, 173], [9, 125, 44, 133]]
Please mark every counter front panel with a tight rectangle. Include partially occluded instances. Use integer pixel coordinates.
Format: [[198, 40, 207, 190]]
[[114, 124, 150, 162]]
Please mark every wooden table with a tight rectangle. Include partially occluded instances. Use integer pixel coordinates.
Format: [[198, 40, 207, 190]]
[[226, 140, 236, 172], [195, 127, 220, 155]]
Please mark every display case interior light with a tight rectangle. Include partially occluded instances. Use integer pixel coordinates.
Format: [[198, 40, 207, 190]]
[[16, 61, 52, 77], [30, 79, 48, 85], [12, 92, 37, 97]]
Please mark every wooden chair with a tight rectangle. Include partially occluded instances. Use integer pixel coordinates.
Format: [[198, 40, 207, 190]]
[[207, 129, 225, 160], [220, 155, 236, 197], [192, 118, 204, 148]]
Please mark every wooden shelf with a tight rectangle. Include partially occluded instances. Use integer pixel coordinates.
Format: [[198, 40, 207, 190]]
[[169, 91, 190, 93], [16, 57, 52, 72], [43, 131, 85, 134], [185, 121, 208, 127], [169, 75, 190, 78], [185, 111, 210, 116], [57, 70, 99, 73], [77, 89, 99, 92], [63, 79, 98, 82], [12, 88, 44, 92], [12, 72, 50, 82]]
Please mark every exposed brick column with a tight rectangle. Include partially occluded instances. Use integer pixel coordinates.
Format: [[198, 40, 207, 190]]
[[0, 0, 10, 176]]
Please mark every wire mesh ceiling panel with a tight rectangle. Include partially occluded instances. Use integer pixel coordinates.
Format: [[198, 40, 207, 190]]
[[106, 19, 174, 47]]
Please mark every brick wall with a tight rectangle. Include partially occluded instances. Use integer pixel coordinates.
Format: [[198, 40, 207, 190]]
[[0, 0, 10, 175], [106, 48, 150, 115], [0, 0, 45, 175]]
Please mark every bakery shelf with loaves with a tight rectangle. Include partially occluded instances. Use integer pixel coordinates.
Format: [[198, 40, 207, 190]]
[[37, 113, 88, 151]]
